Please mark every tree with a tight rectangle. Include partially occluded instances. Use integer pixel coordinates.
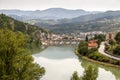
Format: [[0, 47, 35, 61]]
[[81, 65, 98, 80], [78, 41, 88, 56], [71, 65, 98, 80], [85, 35, 89, 42], [96, 34, 105, 46], [71, 71, 80, 80], [115, 32, 120, 43], [94, 34, 98, 40], [113, 45, 120, 56], [109, 40, 116, 45], [0, 28, 45, 80]]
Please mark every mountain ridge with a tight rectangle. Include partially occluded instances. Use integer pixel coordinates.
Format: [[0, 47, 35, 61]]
[[29, 11, 120, 34], [0, 8, 99, 20]]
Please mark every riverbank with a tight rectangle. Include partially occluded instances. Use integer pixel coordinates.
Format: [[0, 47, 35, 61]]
[[75, 49, 120, 68], [29, 46, 48, 54]]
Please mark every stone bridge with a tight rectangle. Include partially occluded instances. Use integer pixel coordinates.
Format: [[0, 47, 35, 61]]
[[43, 39, 81, 46]]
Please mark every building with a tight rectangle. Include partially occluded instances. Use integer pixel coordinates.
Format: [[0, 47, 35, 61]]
[[105, 33, 115, 41], [88, 40, 98, 49]]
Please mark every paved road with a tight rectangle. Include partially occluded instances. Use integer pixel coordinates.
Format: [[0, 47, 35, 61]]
[[98, 42, 120, 61]]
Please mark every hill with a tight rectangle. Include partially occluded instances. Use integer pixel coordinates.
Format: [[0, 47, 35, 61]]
[[66, 11, 120, 23], [0, 14, 48, 53], [0, 8, 98, 20], [0, 14, 47, 34], [29, 11, 120, 34]]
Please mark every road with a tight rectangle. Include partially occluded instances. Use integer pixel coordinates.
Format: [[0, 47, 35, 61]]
[[98, 42, 120, 61]]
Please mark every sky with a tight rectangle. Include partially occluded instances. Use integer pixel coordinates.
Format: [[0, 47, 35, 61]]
[[0, 0, 120, 11]]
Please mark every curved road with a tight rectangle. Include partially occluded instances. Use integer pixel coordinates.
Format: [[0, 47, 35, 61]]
[[98, 42, 120, 61]]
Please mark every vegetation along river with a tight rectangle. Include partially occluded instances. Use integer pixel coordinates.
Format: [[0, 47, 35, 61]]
[[33, 46, 120, 80]]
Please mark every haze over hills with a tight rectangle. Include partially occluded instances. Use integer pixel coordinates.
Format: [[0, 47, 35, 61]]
[[0, 8, 99, 20], [1, 8, 120, 34], [68, 11, 120, 23], [27, 10, 120, 34]]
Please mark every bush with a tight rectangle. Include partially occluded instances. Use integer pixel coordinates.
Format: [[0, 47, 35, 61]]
[[109, 40, 116, 45], [113, 45, 120, 56], [115, 32, 120, 43], [88, 48, 97, 55], [88, 51, 109, 62], [71, 65, 98, 80], [105, 44, 110, 51], [111, 60, 119, 65]]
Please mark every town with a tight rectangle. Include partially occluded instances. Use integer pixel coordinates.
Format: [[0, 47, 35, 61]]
[[39, 31, 106, 46]]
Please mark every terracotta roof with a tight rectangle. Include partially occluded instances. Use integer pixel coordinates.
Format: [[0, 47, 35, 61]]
[[88, 40, 97, 47]]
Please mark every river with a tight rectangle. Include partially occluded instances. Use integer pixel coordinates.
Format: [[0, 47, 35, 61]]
[[33, 46, 120, 80]]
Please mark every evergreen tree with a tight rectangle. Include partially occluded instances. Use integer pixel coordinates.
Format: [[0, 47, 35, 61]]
[[85, 35, 89, 42], [71, 71, 80, 80], [78, 41, 88, 56], [0, 28, 45, 80], [113, 45, 120, 56], [81, 65, 98, 80], [94, 34, 98, 40], [115, 32, 120, 43], [71, 65, 98, 80]]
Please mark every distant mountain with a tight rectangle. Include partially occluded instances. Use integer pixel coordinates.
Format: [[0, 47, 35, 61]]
[[2, 9, 120, 34], [67, 10, 120, 23], [0, 8, 99, 20], [30, 11, 120, 34]]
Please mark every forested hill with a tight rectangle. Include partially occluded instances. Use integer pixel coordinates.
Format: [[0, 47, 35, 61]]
[[0, 14, 49, 53], [0, 14, 47, 34], [0, 8, 99, 20], [30, 11, 120, 34], [0, 14, 46, 79]]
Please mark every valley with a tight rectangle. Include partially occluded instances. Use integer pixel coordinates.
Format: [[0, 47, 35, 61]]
[[1, 7, 120, 80]]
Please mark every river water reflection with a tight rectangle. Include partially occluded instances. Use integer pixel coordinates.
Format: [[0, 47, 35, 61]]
[[33, 46, 120, 80]]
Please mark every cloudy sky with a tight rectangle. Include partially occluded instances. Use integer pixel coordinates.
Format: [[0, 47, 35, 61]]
[[0, 0, 120, 11]]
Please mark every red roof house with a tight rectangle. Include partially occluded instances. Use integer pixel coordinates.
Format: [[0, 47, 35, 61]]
[[88, 40, 98, 49]]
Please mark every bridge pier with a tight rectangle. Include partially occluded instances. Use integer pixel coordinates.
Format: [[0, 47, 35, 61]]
[[44, 39, 81, 46]]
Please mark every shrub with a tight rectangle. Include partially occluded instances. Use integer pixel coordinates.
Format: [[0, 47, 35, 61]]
[[88, 52, 109, 62], [115, 32, 120, 43], [109, 40, 116, 45], [113, 45, 120, 56]]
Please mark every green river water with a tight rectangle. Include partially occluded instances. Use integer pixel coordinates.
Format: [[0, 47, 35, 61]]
[[33, 46, 120, 80]]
